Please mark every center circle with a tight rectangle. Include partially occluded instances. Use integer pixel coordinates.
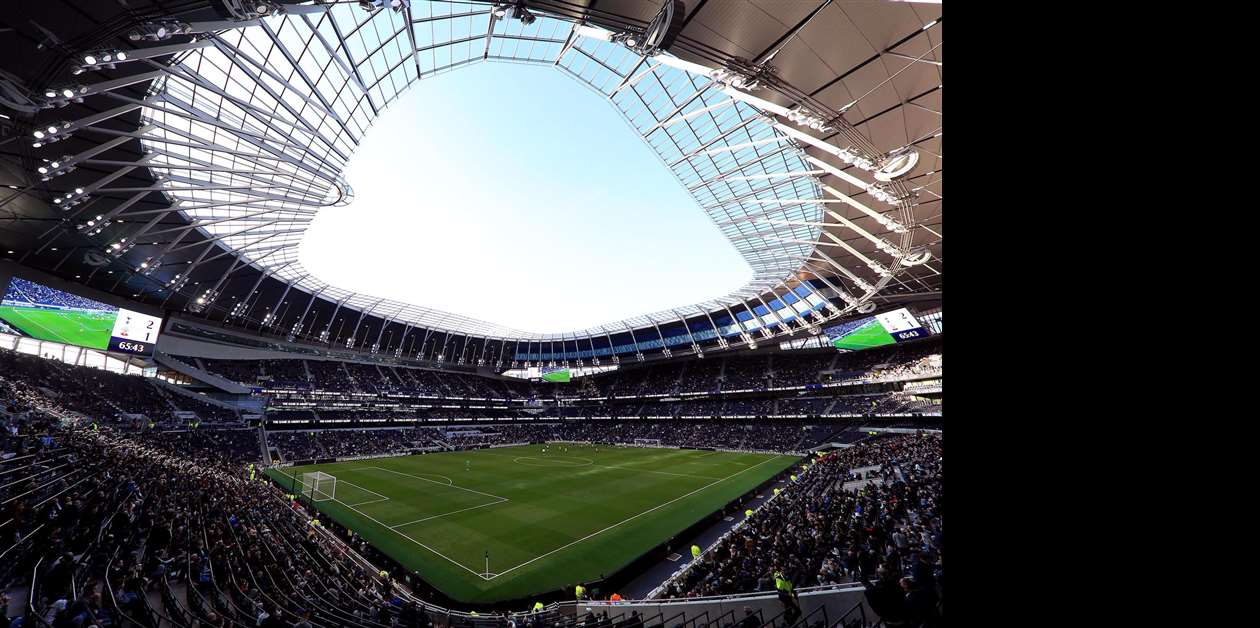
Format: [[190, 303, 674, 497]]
[[513, 456, 594, 468]]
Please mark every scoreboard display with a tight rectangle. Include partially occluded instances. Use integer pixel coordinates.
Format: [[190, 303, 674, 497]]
[[824, 307, 928, 351], [0, 276, 163, 356]]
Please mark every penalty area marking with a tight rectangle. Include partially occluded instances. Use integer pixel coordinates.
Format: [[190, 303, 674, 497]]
[[348, 466, 503, 500], [389, 496, 510, 529], [340, 479, 392, 507]]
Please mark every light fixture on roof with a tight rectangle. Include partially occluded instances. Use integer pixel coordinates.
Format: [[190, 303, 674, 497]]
[[42, 87, 86, 108], [710, 67, 761, 91], [495, 2, 535, 25], [138, 256, 163, 275], [899, 246, 932, 267], [873, 148, 920, 182], [615, 0, 683, 55], [785, 106, 832, 132], [78, 52, 120, 71], [128, 21, 189, 42], [36, 157, 74, 181], [32, 122, 72, 146]]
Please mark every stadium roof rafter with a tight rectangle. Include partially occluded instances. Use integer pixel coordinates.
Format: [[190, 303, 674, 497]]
[[2, 0, 941, 364]]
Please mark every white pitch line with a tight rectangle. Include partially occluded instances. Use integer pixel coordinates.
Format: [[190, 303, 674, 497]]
[[331, 496, 487, 579], [485, 455, 785, 580], [351, 466, 508, 501], [339, 479, 392, 507], [277, 469, 484, 578], [389, 497, 509, 529]]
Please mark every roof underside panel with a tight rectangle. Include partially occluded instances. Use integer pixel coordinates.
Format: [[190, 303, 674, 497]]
[[140, 3, 828, 340]]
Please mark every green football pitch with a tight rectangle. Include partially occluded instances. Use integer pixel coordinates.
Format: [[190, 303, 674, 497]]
[[268, 444, 798, 604], [0, 305, 114, 349], [831, 319, 896, 351]]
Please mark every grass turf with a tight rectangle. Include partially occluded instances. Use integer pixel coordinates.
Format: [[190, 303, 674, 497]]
[[0, 306, 115, 350], [268, 444, 798, 604]]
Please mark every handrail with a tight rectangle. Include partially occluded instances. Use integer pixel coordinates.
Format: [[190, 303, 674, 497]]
[[1, 469, 81, 505], [0, 461, 72, 490], [162, 574, 190, 627], [832, 601, 866, 628], [28, 555, 57, 628], [0, 522, 44, 562], [709, 608, 737, 628], [641, 584, 866, 607], [785, 600, 828, 628], [229, 508, 390, 628], [0, 452, 72, 477], [678, 610, 710, 628], [105, 551, 156, 628], [249, 509, 393, 628]]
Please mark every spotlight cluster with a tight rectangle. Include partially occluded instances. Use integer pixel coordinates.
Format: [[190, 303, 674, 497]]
[[784, 106, 832, 131], [36, 157, 74, 181], [492, 3, 536, 25], [51, 187, 88, 210], [137, 257, 163, 275], [710, 68, 761, 91], [78, 214, 111, 236], [41, 87, 87, 109], [75, 51, 128, 74], [166, 273, 189, 291], [128, 22, 192, 42], [31, 122, 71, 147]]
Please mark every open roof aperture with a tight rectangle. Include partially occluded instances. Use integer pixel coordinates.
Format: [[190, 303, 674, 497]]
[[299, 64, 752, 335]]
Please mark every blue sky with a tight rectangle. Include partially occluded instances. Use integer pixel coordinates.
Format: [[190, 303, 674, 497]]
[[300, 63, 751, 334]]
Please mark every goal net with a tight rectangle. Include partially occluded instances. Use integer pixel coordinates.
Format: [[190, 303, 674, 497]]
[[301, 472, 337, 502], [634, 438, 662, 447]]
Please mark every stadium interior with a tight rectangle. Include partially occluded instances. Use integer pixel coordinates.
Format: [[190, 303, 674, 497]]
[[0, 1, 942, 627]]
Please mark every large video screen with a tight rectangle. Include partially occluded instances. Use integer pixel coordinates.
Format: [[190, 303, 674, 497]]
[[0, 277, 163, 355], [541, 366, 571, 383], [824, 307, 928, 351]]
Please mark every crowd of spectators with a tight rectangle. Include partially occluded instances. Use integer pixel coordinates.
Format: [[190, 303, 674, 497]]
[[268, 428, 415, 461], [430, 422, 832, 453], [865, 355, 942, 383], [1, 350, 241, 427], [2, 416, 448, 628], [4, 340, 939, 626], [661, 433, 942, 626], [179, 336, 940, 408], [2, 277, 111, 311]]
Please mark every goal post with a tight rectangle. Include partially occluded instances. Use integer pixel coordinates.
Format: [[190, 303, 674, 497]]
[[634, 438, 662, 447], [301, 471, 337, 502]]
